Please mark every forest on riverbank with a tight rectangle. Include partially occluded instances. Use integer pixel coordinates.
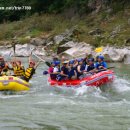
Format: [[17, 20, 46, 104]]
[[0, 0, 130, 47]]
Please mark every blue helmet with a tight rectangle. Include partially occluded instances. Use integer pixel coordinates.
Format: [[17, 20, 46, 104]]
[[51, 61, 55, 65], [51, 61, 60, 66], [77, 58, 83, 62], [88, 58, 94, 62], [98, 55, 104, 61], [69, 60, 75, 64], [55, 61, 60, 66]]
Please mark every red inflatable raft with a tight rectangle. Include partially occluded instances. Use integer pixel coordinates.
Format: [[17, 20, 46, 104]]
[[48, 70, 114, 87]]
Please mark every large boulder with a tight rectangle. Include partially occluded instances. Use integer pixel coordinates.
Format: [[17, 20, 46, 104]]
[[0, 45, 14, 57], [124, 53, 130, 64], [53, 35, 66, 45], [15, 44, 31, 57], [94, 46, 129, 62], [53, 27, 81, 45], [30, 38, 46, 46], [57, 41, 76, 54], [103, 47, 126, 62], [15, 44, 46, 57], [33, 46, 46, 56], [59, 42, 93, 59], [60, 41, 76, 48]]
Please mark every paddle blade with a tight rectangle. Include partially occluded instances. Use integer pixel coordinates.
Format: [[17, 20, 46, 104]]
[[43, 71, 48, 75], [45, 61, 51, 67], [95, 47, 103, 53]]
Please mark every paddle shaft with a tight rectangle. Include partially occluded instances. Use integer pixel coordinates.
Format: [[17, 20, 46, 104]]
[[97, 66, 115, 73], [30, 48, 51, 67], [32, 52, 45, 62]]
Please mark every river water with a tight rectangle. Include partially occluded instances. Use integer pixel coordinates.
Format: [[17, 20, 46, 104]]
[[0, 60, 130, 130]]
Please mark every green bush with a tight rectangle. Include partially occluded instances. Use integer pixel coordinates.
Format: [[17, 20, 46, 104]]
[[101, 12, 108, 20], [111, 2, 124, 14]]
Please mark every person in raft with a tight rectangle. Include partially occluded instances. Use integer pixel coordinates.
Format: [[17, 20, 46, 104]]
[[76, 58, 86, 79], [0, 61, 12, 76], [50, 61, 61, 80], [47, 55, 108, 81], [15, 61, 25, 77], [0, 55, 13, 76], [85, 58, 95, 72], [11, 60, 25, 77], [56, 60, 69, 81], [95, 56, 107, 71], [68, 60, 77, 80], [22, 54, 41, 82]]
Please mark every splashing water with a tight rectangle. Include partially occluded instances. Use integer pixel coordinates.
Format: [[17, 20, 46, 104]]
[[112, 76, 130, 93], [0, 61, 130, 130]]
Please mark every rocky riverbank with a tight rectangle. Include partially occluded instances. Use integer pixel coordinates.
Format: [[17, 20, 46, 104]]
[[1, 27, 130, 64]]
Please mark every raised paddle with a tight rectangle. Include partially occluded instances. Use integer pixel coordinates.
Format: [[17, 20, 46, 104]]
[[29, 46, 51, 67], [33, 52, 51, 67]]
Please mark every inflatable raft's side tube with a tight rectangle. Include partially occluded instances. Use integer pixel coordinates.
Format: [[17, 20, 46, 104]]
[[48, 70, 114, 87], [0, 76, 30, 91]]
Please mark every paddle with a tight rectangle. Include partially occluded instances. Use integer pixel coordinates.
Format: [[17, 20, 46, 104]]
[[43, 70, 49, 75], [29, 46, 51, 67], [96, 66, 115, 73], [33, 52, 51, 67], [83, 66, 115, 74], [95, 47, 103, 53], [107, 66, 115, 69]]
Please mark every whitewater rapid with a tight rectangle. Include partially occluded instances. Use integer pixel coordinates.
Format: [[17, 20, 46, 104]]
[[0, 62, 130, 130]]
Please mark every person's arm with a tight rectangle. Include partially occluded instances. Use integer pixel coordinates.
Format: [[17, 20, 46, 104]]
[[73, 61, 78, 68], [60, 71, 68, 77], [85, 65, 88, 71], [16, 62, 19, 66], [12, 55, 17, 63], [92, 63, 98, 72], [21, 65, 25, 71], [74, 70, 77, 77], [52, 72, 60, 74], [98, 62, 107, 70], [77, 66, 82, 73], [7, 62, 14, 70], [8, 66, 13, 70], [83, 65, 88, 73], [89, 67, 96, 73]]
